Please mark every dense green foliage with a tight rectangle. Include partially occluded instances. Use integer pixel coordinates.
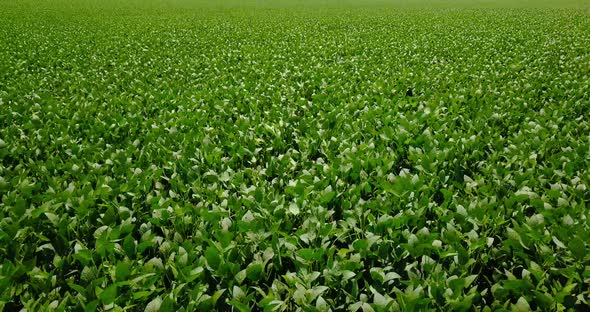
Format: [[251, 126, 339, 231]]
[[0, 0, 589, 311]]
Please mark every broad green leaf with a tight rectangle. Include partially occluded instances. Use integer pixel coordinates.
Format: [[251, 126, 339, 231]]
[[205, 246, 222, 270], [99, 284, 117, 305]]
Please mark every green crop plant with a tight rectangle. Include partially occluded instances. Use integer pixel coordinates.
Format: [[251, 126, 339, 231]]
[[0, 0, 589, 311]]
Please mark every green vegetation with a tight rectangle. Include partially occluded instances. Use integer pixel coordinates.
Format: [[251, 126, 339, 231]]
[[0, 0, 589, 310]]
